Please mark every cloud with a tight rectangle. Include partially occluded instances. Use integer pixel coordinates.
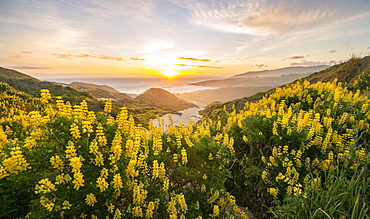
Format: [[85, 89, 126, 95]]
[[178, 57, 212, 62], [51, 53, 144, 61], [176, 0, 370, 36], [7, 66, 50, 70], [250, 64, 267, 68], [343, 42, 352, 49], [10, 51, 34, 58], [284, 56, 305, 60], [329, 50, 337, 53], [174, 64, 222, 69]]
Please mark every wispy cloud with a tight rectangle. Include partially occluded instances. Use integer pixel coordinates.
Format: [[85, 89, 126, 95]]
[[10, 51, 34, 58], [284, 56, 305, 60], [176, 0, 370, 36], [175, 64, 222, 69], [251, 64, 268, 68], [178, 57, 212, 62], [342, 42, 352, 49], [51, 53, 144, 61]]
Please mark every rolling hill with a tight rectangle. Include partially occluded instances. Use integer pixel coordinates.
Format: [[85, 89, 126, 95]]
[[0, 67, 198, 125], [178, 65, 329, 105], [200, 55, 370, 119]]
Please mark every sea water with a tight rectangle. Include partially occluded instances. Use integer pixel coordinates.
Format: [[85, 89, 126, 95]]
[[46, 77, 216, 95]]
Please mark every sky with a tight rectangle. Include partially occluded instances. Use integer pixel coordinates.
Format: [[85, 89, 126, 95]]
[[0, 0, 370, 79]]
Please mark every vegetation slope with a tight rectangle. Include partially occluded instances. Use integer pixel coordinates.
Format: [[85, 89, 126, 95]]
[[0, 56, 369, 218], [0, 68, 196, 125], [201, 55, 370, 119]]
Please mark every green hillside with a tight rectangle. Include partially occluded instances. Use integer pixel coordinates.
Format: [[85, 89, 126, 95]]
[[200, 55, 370, 119], [0, 67, 40, 80], [135, 88, 197, 112], [306, 55, 370, 84], [0, 67, 198, 126], [1, 64, 369, 218]]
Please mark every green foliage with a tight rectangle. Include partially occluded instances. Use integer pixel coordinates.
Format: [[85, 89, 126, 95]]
[[0, 87, 247, 218], [1, 56, 370, 218], [271, 166, 370, 218]]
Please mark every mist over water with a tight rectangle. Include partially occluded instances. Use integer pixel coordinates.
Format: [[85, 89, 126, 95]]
[[46, 77, 218, 95]]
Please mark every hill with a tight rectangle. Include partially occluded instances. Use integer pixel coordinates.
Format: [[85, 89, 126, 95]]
[[0, 67, 199, 125], [69, 82, 121, 93], [231, 65, 328, 78], [178, 86, 273, 105], [0, 67, 40, 80], [190, 73, 312, 88], [200, 55, 370, 118], [135, 88, 197, 112], [306, 55, 370, 84], [0, 68, 96, 106], [181, 66, 327, 104]]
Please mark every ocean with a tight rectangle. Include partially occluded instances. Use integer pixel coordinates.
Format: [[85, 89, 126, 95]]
[[46, 77, 217, 95]]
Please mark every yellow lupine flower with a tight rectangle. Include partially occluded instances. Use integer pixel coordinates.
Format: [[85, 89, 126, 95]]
[[152, 160, 160, 179], [181, 148, 188, 165], [126, 159, 139, 177], [133, 183, 147, 205], [163, 177, 169, 191], [173, 153, 179, 163], [40, 89, 51, 104], [104, 99, 113, 114], [65, 141, 77, 159], [114, 208, 122, 219], [70, 123, 81, 139], [133, 206, 143, 217], [145, 201, 157, 219], [40, 196, 54, 211], [112, 173, 123, 191], [242, 135, 249, 142], [96, 176, 109, 192], [2, 148, 30, 175], [268, 187, 279, 197], [72, 171, 84, 190], [69, 156, 82, 172], [212, 205, 220, 217], [85, 193, 97, 206], [35, 178, 57, 194]]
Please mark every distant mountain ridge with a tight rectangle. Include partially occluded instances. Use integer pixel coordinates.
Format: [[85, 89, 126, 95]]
[[200, 55, 370, 119], [231, 65, 329, 78], [181, 65, 330, 105], [69, 82, 121, 93]]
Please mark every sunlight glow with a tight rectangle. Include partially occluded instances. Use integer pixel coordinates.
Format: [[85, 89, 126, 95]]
[[162, 70, 178, 78], [143, 41, 175, 54]]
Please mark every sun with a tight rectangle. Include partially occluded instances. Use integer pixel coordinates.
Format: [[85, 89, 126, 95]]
[[162, 70, 178, 78]]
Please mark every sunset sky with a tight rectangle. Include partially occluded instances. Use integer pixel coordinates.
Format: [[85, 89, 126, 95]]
[[1, 0, 370, 78]]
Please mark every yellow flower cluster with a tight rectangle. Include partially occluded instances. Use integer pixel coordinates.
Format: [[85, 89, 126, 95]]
[[35, 178, 57, 194], [1, 146, 30, 179], [104, 99, 113, 114], [221, 79, 369, 199], [0, 86, 254, 218], [85, 193, 97, 206]]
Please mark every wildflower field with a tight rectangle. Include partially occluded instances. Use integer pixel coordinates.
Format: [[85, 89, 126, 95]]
[[0, 71, 369, 218]]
